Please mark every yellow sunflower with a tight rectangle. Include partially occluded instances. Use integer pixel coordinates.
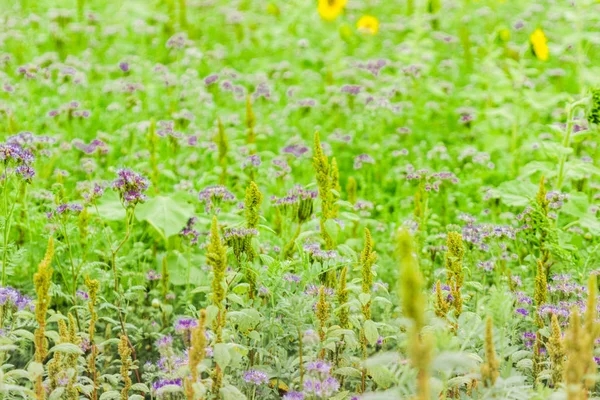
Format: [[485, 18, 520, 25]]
[[530, 28, 549, 61], [318, 0, 347, 21], [357, 15, 379, 35]]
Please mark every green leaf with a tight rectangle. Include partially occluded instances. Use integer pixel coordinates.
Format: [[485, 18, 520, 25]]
[[99, 390, 121, 400], [131, 383, 150, 392], [220, 385, 247, 400], [49, 388, 66, 400], [368, 365, 395, 388], [363, 320, 378, 346], [214, 343, 231, 370], [135, 195, 195, 239], [93, 191, 126, 221], [496, 180, 537, 207], [49, 343, 84, 355], [562, 192, 588, 218], [358, 293, 371, 306]]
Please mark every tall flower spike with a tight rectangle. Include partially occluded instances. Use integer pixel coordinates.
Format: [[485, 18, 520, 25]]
[[208, 216, 227, 308], [245, 181, 263, 230], [564, 308, 584, 399], [118, 335, 132, 400], [65, 314, 80, 400], [185, 310, 207, 398], [445, 231, 464, 317], [434, 280, 449, 319], [398, 229, 424, 330], [547, 313, 564, 387], [534, 259, 547, 328], [360, 228, 377, 320], [330, 157, 341, 218], [346, 176, 357, 205], [316, 286, 330, 359], [583, 275, 600, 391], [481, 317, 499, 387], [337, 266, 349, 329], [313, 131, 332, 219], [34, 237, 54, 400], [536, 175, 549, 215], [397, 229, 431, 400]]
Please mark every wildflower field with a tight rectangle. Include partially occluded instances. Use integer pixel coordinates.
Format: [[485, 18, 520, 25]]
[[0, 0, 599, 399]]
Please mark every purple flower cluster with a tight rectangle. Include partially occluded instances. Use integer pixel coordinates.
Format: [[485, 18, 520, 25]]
[[152, 378, 182, 392], [198, 185, 235, 213], [243, 369, 269, 385], [224, 227, 259, 239], [146, 269, 162, 281], [73, 139, 108, 155], [353, 153, 375, 169], [283, 392, 305, 400], [546, 191, 568, 209], [180, 217, 199, 245], [282, 143, 309, 158], [341, 85, 362, 95], [80, 182, 105, 203], [303, 243, 339, 261], [174, 318, 198, 333], [461, 220, 516, 252], [306, 360, 332, 375], [48, 203, 84, 219], [303, 376, 340, 398], [0, 142, 35, 181], [112, 168, 149, 206], [304, 285, 334, 297], [0, 286, 33, 311], [242, 154, 262, 169], [156, 335, 173, 350], [283, 273, 301, 283], [272, 185, 318, 207], [548, 274, 586, 298]]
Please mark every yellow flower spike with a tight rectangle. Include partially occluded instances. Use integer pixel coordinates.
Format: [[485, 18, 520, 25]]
[[357, 15, 379, 35], [318, 0, 347, 21], [530, 28, 549, 61], [499, 28, 510, 42]]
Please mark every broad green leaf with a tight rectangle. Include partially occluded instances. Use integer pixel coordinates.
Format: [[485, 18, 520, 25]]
[[496, 180, 537, 207], [363, 320, 379, 346], [136, 195, 195, 239], [220, 385, 247, 400], [214, 343, 231, 370], [49, 343, 84, 355], [368, 365, 395, 388]]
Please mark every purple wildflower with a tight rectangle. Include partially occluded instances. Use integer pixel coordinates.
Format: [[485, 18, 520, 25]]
[[174, 318, 198, 333], [243, 369, 269, 385], [147, 270, 162, 281], [283, 392, 305, 400], [112, 168, 149, 206]]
